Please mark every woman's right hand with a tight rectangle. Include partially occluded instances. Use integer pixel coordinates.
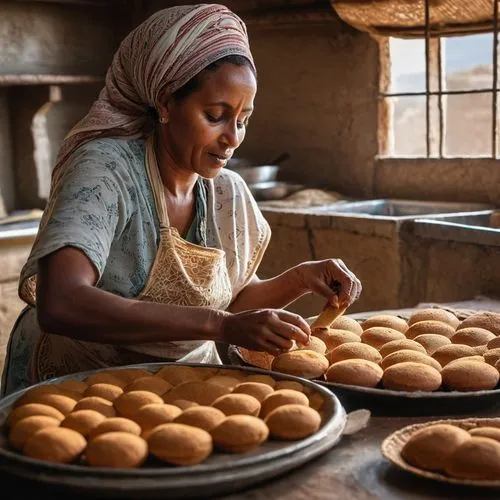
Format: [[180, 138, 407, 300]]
[[218, 309, 311, 356]]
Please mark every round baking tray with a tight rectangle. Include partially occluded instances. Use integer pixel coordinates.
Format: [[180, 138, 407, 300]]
[[228, 346, 500, 417], [382, 417, 500, 488], [0, 362, 346, 499]]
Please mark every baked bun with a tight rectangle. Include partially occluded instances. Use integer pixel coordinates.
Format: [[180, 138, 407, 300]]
[[405, 321, 455, 340], [328, 316, 363, 335], [271, 350, 329, 379], [360, 327, 405, 349], [173, 406, 225, 432], [260, 389, 309, 419], [408, 308, 460, 329], [412, 334, 452, 355], [380, 350, 442, 372], [451, 327, 496, 347], [457, 312, 500, 336], [379, 339, 427, 358], [313, 329, 361, 351], [432, 344, 477, 367], [325, 359, 383, 388], [327, 342, 382, 364], [441, 359, 499, 391], [361, 314, 408, 333], [86, 432, 148, 468], [265, 404, 321, 440], [210, 415, 269, 453], [382, 362, 442, 392]]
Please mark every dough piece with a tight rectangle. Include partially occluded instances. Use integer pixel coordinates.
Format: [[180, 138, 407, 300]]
[[327, 342, 382, 364], [405, 321, 456, 340], [313, 329, 360, 352], [114, 391, 164, 419], [89, 417, 142, 440], [293, 336, 327, 355], [9, 415, 60, 450], [173, 406, 226, 432], [84, 373, 127, 389], [148, 423, 213, 465], [205, 375, 241, 390], [155, 365, 206, 386], [402, 424, 470, 471], [86, 432, 148, 468], [23, 427, 86, 464], [382, 362, 442, 392], [469, 427, 500, 442], [74, 396, 117, 418], [244, 374, 276, 388], [325, 359, 383, 388], [274, 380, 304, 393], [451, 327, 496, 347], [379, 339, 427, 358], [408, 308, 460, 329], [163, 381, 231, 406], [361, 314, 408, 333], [212, 394, 261, 417], [232, 382, 274, 402], [133, 403, 182, 437], [484, 348, 500, 366], [61, 409, 106, 437], [441, 359, 499, 391], [265, 404, 321, 440], [57, 379, 88, 394], [6, 403, 65, 429], [260, 389, 309, 418], [211, 415, 269, 453], [124, 376, 172, 396], [457, 312, 500, 336], [445, 437, 500, 480], [83, 383, 124, 402], [328, 316, 363, 335], [380, 350, 442, 372], [360, 327, 405, 349], [271, 350, 329, 379], [413, 334, 452, 355]]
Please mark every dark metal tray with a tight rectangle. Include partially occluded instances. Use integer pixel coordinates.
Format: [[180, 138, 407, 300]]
[[0, 362, 346, 499]]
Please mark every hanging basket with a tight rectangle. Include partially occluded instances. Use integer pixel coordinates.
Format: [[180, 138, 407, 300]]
[[330, 0, 498, 38]]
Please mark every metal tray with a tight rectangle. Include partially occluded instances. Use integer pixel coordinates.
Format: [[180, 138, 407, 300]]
[[228, 346, 500, 417], [0, 362, 346, 499]]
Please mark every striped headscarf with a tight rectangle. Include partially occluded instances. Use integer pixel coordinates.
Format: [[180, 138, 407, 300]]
[[51, 3, 255, 187]]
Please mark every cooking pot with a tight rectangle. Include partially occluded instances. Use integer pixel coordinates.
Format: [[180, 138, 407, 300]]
[[226, 153, 289, 185]]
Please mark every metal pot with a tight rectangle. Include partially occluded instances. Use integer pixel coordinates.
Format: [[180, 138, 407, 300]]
[[228, 164, 280, 184]]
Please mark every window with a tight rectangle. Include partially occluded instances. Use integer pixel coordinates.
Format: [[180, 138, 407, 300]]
[[379, 2, 500, 159]]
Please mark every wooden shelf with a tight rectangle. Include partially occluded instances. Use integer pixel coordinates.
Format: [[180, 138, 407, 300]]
[[0, 74, 104, 86]]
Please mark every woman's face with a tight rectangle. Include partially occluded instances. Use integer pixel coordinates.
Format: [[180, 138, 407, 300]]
[[158, 63, 257, 179]]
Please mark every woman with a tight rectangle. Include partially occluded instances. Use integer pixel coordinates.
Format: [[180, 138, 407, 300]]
[[1, 4, 361, 396]]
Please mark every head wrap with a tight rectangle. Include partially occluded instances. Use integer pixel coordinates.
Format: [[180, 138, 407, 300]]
[[51, 3, 255, 187]]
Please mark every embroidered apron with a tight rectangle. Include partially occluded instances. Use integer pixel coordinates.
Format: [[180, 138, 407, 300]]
[[30, 137, 233, 382]]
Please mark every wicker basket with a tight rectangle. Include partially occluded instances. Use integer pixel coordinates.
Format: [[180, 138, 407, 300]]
[[331, 0, 497, 38]]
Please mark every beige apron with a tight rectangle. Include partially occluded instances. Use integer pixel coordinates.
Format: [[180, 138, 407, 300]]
[[31, 137, 233, 382]]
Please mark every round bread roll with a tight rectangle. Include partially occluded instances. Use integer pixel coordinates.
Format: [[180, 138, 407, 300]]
[[57, 379, 88, 394], [447, 355, 485, 365], [405, 320, 456, 340], [14, 384, 69, 405], [205, 375, 242, 390], [382, 362, 442, 392], [73, 396, 116, 418], [244, 374, 276, 387], [401, 424, 470, 471], [6, 403, 65, 429], [237, 348, 274, 370], [294, 336, 327, 355], [431, 344, 476, 367], [380, 350, 442, 372], [474, 345, 489, 355], [445, 437, 500, 480], [173, 406, 225, 432], [327, 316, 363, 335], [308, 392, 325, 411], [265, 404, 321, 440], [84, 373, 127, 389], [105, 368, 153, 383], [163, 381, 231, 406], [89, 417, 142, 440], [274, 380, 304, 392], [379, 339, 427, 358], [61, 409, 106, 437], [260, 389, 309, 418], [451, 327, 496, 347], [212, 394, 261, 417], [488, 336, 500, 350], [271, 350, 329, 380], [360, 327, 405, 349], [23, 427, 87, 464], [216, 368, 247, 380], [232, 382, 274, 402], [23, 393, 77, 416], [470, 427, 500, 442], [195, 367, 220, 380], [441, 359, 499, 391], [413, 334, 452, 355], [211, 415, 269, 453], [155, 365, 206, 386], [133, 403, 182, 435], [484, 348, 500, 366], [148, 423, 213, 465], [361, 314, 408, 333], [325, 359, 383, 388], [171, 399, 199, 410], [457, 312, 500, 336], [327, 342, 382, 364], [313, 328, 361, 352], [114, 391, 164, 419], [82, 383, 123, 402], [408, 308, 460, 329], [124, 376, 172, 396], [86, 432, 148, 468], [9, 415, 60, 450]]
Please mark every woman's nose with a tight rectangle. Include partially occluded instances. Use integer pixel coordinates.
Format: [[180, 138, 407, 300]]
[[221, 121, 240, 149]]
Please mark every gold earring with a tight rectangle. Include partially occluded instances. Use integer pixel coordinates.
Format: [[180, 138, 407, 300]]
[[159, 116, 167, 124]]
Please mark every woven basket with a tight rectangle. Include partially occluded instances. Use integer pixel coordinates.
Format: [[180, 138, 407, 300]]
[[331, 0, 497, 38], [382, 417, 500, 487]]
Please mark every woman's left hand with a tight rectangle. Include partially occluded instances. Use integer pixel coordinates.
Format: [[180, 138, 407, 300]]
[[295, 259, 362, 308]]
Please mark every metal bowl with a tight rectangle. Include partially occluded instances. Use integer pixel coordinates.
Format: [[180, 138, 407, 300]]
[[248, 181, 305, 201], [227, 164, 280, 184]]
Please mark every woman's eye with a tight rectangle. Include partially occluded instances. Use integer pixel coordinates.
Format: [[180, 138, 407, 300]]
[[237, 119, 250, 129], [206, 113, 223, 123]]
